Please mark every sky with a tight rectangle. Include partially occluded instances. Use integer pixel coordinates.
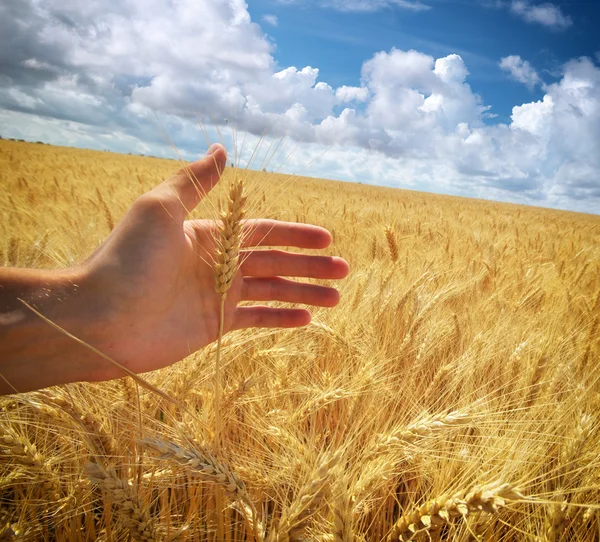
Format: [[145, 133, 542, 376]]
[[0, 0, 599, 214]]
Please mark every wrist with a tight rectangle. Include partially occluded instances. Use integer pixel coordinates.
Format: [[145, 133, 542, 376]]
[[0, 265, 107, 393]]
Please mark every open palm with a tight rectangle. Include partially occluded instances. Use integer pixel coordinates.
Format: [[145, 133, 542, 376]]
[[82, 145, 348, 381]]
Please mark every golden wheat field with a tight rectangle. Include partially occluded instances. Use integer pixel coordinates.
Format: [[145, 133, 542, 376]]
[[1, 138, 599, 541]]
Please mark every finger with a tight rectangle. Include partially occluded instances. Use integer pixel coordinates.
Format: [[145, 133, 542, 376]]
[[240, 250, 350, 279], [241, 219, 332, 249], [242, 277, 340, 307], [154, 144, 227, 216], [232, 306, 311, 330], [186, 218, 334, 251]]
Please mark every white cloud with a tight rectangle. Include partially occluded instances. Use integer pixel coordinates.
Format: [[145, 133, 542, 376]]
[[499, 55, 542, 89], [391, 0, 430, 9], [510, 1, 572, 30], [243, 66, 336, 123], [335, 85, 370, 103], [511, 95, 553, 138], [277, 0, 430, 12], [0, 0, 599, 214], [262, 14, 278, 26], [360, 50, 485, 137], [325, 0, 430, 11]]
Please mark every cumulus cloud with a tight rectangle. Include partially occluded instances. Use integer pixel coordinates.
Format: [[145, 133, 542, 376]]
[[335, 86, 370, 103], [0, 0, 599, 214], [499, 55, 542, 89], [509, 1, 572, 30], [360, 50, 486, 140], [448, 57, 600, 205]]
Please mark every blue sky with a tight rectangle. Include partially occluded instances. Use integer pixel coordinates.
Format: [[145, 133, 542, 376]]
[[253, 0, 596, 122], [0, 0, 599, 213]]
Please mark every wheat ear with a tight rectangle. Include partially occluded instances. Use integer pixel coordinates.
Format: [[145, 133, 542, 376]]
[[0, 422, 45, 469], [215, 177, 247, 297], [292, 388, 351, 423], [141, 438, 260, 537], [35, 391, 117, 458], [332, 472, 355, 542], [387, 481, 524, 542], [353, 411, 470, 516], [141, 438, 252, 503], [268, 452, 339, 542], [85, 462, 158, 542], [95, 187, 115, 231], [370, 410, 470, 457], [384, 226, 399, 263], [0, 421, 60, 497], [222, 377, 255, 411]]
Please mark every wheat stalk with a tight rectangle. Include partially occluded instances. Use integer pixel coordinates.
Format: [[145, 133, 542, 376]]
[[211, 175, 248, 540], [213, 176, 247, 453]]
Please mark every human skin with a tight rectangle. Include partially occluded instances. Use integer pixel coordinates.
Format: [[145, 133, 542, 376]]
[[0, 144, 349, 395]]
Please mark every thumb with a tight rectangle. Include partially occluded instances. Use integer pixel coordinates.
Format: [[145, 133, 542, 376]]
[[161, 144, 228, 216]]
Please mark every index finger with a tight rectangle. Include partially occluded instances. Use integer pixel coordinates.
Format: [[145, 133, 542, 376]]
[[242, 219, 332, 249]]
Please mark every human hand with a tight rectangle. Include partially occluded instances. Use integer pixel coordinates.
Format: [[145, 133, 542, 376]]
[[78, 144, 349, 382]]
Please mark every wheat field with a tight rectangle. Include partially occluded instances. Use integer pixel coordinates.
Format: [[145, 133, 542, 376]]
[[1, 138, 599, 541]]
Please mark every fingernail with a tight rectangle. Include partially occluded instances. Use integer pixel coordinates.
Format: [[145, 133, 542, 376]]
[[207, 143, 222, 156]]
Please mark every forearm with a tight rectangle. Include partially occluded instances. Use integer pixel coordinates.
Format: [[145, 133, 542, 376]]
[[0, 267, 102, 394]]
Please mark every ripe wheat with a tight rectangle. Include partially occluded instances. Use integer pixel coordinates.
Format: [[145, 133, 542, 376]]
[[0, 140, 599, 540]]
